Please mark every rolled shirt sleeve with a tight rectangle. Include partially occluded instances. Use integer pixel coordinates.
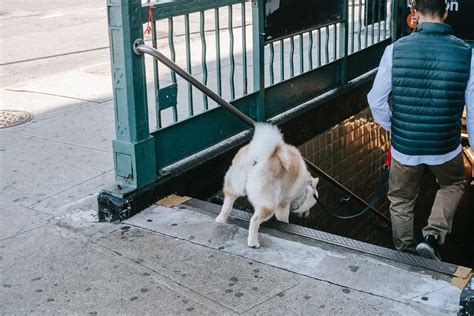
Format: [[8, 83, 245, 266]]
[[367, 44, 393, 132]]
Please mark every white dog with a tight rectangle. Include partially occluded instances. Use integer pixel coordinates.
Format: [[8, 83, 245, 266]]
[[216, 123, 319, 248]]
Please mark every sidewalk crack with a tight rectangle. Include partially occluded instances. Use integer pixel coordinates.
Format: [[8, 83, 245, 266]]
[[28, 170, 113, 208], [0, 219, 54, 242], [12, 133, 110, 154], [5, 88, 108, 104], [240, 283, 300, 314]]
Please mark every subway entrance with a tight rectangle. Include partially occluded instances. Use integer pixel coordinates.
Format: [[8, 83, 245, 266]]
[[207, 107, 474, 269]]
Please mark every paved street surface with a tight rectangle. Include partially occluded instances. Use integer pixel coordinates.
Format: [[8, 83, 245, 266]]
[[0, 1, 467, 315]]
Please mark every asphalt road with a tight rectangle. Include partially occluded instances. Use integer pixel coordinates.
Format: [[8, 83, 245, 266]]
[[0, 0, 110, 87]]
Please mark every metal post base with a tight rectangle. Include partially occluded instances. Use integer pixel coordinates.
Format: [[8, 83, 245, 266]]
[[97, 185, 160, 222]]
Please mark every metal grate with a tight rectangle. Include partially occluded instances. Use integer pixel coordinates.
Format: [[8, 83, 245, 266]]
[[0, 110, 33, 129], [184, 198, 459, 277]]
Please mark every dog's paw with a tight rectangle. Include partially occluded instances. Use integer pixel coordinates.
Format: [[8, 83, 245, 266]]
[[215, 215, 227, 224], [247, 240, 261, 249]]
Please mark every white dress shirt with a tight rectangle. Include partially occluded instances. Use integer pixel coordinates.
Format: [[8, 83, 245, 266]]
[[367, 44, 474, 166]]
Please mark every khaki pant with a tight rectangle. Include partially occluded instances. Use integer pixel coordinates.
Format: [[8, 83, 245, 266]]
[[387, 153, 465, 252]]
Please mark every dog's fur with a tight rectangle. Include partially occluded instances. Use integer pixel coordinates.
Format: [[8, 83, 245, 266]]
[[216, 123, 319, 248]]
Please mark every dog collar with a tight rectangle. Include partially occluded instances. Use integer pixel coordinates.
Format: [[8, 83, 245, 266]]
[[290, 179, 311, 212]]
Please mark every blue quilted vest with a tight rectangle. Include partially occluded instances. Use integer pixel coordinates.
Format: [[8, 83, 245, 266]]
[[391, 22, 471, 155]]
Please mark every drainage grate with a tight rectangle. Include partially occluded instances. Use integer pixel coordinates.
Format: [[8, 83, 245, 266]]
[[0, 110, 33, 129], [184, 199, 460, 277]]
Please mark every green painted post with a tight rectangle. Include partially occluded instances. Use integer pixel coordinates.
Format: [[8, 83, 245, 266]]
[[107, 0, 157, 192], [252, 0, 265, 121]]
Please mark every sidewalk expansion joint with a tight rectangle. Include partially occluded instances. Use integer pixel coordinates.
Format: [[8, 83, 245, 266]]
[[0, 220, 54, 242], [15, 133, 110, 154], [28, 170, 113, 209], [240, 283, 300, 314], [406, 284, 452, 301], [0, 47, 110, 66], [5, 88, 108, 104]]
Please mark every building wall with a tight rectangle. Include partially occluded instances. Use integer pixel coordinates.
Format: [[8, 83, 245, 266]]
[[296, 107, 393, 247]]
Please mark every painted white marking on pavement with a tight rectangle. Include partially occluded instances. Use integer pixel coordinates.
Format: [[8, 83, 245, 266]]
[[39, 13, 64, 19]]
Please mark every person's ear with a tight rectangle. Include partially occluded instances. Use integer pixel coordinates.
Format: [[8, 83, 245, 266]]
[[443, 10, 448, 22]]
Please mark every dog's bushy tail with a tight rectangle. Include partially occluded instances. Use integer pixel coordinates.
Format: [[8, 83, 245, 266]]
[[247, 123, 284, 163]]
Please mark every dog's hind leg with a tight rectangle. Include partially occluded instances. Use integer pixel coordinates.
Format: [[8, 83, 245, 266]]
[[216, 190, 238, 224], [248, 207, 273, 248], [275, 203, 290, 223]]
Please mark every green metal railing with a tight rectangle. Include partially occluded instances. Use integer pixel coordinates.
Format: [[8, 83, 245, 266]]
[[107, 0, 398, 193], [140, 0, 393, 128], [141, 1, 250, 128]]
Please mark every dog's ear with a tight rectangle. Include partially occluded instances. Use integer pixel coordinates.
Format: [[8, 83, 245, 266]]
[[311, 177, 319, 188]]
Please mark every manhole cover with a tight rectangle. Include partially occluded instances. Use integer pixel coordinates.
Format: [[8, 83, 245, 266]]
[[0, 110, 33, 128]]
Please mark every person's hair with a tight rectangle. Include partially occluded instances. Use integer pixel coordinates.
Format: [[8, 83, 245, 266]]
[[412, 0, 449, 17]]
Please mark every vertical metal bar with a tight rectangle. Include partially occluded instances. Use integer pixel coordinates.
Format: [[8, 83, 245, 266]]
[[392, 0, 399, 41], [228, 5, 235, 100], [151, 20, 161, 129], [215, 8, 222, 96], [325, 26, 329, 64], [342, 0, 349, 83], [289, 36, 294, 77], [168, 18, 178, 122], [394, 0, 406, 40], [241, 1, 248, 95], [333, 24, 337, 60], [184, 14, 193, 116], [317, 28, 321, 67], [390, 0, 395, 40], [378, 0, 382, 42], [358, 0, 362, 50], [200, 11, 208, 110], [299, 33, 304, 74], [151, 22, 159, 84], [269, 42, 275, 85], [168, 18, 177, 84], [252, 0, 265, 121], [351, 0, 355, 53], [371, 0, 375, 45], [280, 39, 284, 81], [172, 100, 178, 122], [365, 0, 369, 48], [308, 31, 313, 69], [384, 0, 388, 39]]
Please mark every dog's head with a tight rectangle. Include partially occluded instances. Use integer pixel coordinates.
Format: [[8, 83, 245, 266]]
[[291, 177, 319, 216]]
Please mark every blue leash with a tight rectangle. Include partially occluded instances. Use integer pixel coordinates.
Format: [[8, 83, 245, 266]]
[[314, 166, 390, 220]]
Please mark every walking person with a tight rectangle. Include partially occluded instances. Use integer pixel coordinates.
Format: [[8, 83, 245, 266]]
[[367, 0, 473, 259]]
